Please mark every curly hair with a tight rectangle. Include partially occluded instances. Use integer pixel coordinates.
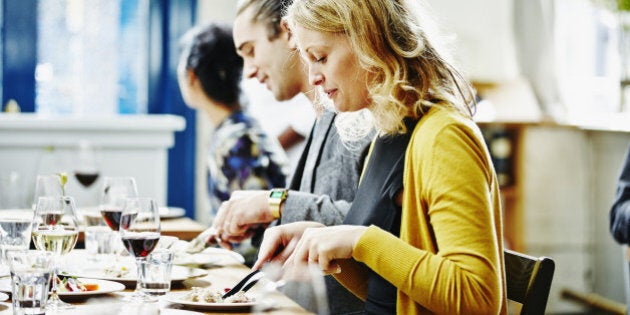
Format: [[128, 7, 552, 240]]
[[286, 0, 475, 136]]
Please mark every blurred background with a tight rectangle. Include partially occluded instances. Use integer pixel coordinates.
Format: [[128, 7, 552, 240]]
[[0, 0, 629, 313]]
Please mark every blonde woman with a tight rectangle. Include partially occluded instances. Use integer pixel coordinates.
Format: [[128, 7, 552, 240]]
[[253, 0, 507, 314]]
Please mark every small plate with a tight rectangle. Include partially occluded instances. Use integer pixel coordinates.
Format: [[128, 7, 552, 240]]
[[67, 265, 208, 285], [173, 252, 219, 266], [164, 292, 257, 311], [159, 207, 186, 219], [200, 247, 245, 264], [0, 292, 8, 302], [0, 278, 125, 297]]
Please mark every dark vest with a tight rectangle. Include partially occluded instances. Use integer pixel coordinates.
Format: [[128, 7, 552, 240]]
[[343, 118, 418, 315]]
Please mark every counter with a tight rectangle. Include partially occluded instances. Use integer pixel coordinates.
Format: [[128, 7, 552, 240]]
[[0, 113, 185, 209]]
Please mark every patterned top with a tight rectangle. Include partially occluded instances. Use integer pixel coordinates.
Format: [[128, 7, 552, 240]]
[[207, 111, 289, 216]]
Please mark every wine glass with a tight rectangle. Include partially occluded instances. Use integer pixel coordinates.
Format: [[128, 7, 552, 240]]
[[253, 262, 329, 315], [73, 140, 100, 206], [100, 176, 138, 259], [73, 140, 100, 189], [32, 174, 64, 210], [32, 195, 80, 310], [119, 197, 161, 302]]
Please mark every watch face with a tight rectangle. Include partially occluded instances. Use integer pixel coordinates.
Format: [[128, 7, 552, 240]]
[[270, 190, 284, 198]]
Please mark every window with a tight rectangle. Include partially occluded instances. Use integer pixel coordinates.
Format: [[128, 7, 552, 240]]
[[36, 0, 149, 115]]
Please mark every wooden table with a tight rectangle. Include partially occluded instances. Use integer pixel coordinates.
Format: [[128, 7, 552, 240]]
[[78, 216, 208, 243], [160, 217, 208, 241], [0, 253, 312, 315]]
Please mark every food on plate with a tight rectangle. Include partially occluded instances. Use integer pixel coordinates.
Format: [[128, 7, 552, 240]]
[[103, 265, 130, 278], [56, 277, 99, 292], [183, 286, 254, 303]]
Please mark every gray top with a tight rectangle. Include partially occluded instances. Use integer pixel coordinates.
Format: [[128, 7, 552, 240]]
[[281, 110, 372, 225], [279, 109, 373, 314]]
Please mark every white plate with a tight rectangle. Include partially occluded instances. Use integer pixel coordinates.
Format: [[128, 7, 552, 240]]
[[164, 292, 257, 311], [173, 252, 219, 266], [200, 247, 245, 264], [159, 207, 186, 219], [0, 292, 7, 302], [0, 278, 125, 297], [66, 265, 207, 285]]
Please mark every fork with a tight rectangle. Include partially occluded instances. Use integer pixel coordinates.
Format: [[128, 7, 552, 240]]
[[186, 227, 222, 254], [222, 269, 264, 299]]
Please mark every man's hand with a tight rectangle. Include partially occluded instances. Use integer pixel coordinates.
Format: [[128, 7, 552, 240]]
[[212, 190, 276, 243]]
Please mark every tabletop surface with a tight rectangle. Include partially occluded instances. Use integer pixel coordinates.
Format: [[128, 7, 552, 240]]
[[0, 250, 313, 315]]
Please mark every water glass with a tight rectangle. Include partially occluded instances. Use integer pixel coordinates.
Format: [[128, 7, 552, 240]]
[[139, 248, 174, 296], [83, 211, 114, 260], [0, 211, 33, 266], [8, 250, 55, 315]]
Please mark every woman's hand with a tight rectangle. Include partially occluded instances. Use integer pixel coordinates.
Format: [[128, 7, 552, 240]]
[[253, 221, 325, 269], [288, 225, 367, 274]]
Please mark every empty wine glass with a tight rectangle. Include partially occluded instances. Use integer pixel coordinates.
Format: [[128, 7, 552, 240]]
[[100, 176, 138, 259], [252, 262, 329, 315], [32, 174, 64, 210], [32, 195, 80, 310], [119, 197, 161, 302]]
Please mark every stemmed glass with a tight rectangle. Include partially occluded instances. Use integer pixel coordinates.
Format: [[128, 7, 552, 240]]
[[73, 140, 100, 189], [119, 197, 161, 302], [32, 195, 80, 310], [32, 175, 64, 210], [100, 176, 138, 259]]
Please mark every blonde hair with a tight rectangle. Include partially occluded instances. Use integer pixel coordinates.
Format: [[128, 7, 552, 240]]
[[286, 0, 475, 136]]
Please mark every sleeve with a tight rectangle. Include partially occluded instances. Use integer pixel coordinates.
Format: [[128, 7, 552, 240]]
[[219, 132, 285, 192], [281, 192, 351, 226], [351, 121, 504, 314], [610, 145, 630, 244]]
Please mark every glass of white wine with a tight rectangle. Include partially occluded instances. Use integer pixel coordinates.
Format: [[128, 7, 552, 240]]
[[32, 195, 80, 310]]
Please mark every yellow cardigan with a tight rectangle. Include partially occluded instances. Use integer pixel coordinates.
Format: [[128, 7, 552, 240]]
[[334, 108, 507, 314]]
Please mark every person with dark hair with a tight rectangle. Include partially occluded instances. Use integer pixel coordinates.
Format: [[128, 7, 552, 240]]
[[177, 23, 289, 218], [610, 144, 630, 244]]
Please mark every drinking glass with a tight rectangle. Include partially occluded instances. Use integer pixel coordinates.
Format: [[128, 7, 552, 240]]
[[252, 262, 329, 315], [100, 176, 138, 258], [119, 197, 161, 302], [0, 209, 33, 271], [32, 174, 64, 210], [8, 250, 55, 315], [73, 140, 100, 189], [32, 195, 80, 310]]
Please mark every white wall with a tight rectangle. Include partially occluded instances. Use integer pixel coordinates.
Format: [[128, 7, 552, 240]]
[[521, 126, 630, 312]]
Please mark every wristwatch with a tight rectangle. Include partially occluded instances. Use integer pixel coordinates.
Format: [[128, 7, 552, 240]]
[[268, 188, 288, 219]]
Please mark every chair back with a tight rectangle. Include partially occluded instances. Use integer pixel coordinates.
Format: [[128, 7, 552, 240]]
[[505, 249, 555, 315]]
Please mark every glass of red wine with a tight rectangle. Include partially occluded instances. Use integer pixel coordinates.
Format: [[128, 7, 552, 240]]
[[119, 197, 161, 302], [99, 177, 138, 260], [74, 140, 100, 189]]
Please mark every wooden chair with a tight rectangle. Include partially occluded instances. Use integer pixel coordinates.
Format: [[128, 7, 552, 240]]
[[505, 249, 555, 315]]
